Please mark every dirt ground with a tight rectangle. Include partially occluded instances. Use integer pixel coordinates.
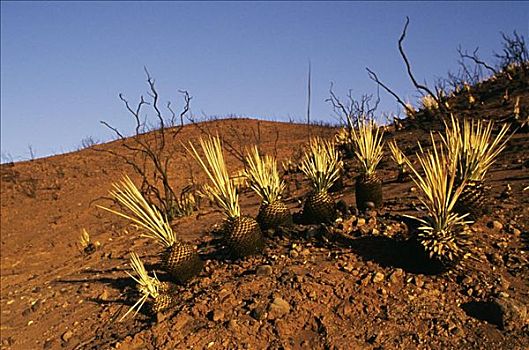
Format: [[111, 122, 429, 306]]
[[1, 77, 528, 349]]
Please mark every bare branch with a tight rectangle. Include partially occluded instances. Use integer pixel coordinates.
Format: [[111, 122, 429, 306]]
[[366, 67, 416, 117], [398, 17, 445, 113]]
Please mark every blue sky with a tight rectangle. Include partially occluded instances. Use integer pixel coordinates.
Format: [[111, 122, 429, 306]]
[[1, 1, 527, 161]]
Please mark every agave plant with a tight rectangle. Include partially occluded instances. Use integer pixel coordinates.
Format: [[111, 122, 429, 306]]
[[441, 115, 511, 218], [244, 146, 292, 230], [387, 139, 408, 182], [99, 176, 203, 284], [299, 137, 342, 224], [403, 136, 473, 267], [188, 136, 264, 258], [350, 118, 385, 210], [119, 252, 176, 321]]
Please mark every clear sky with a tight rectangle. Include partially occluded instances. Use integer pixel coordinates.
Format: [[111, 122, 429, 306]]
[[1, 1, 527, 161]]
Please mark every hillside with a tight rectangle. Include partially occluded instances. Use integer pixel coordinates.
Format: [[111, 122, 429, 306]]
[[1, 77, 529, 349]]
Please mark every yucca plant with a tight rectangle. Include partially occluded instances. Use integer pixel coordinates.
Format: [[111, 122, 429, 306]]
[[350, 118, 385, 210], [244, 146, 292, 230], [188, 136, 264, 258], [98, 176, 203, 284], [387, 139, 408, 182], [299, 137, 342, 224], [403, 136, 473, 267], [119, 252, 176, 321], [441, 115, 512, 218]]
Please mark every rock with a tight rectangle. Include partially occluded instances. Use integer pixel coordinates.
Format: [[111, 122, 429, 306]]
[[268, 297, 290, 319], [462, 276, 473, 286], [372, 272, 385, 283], [250, 306, 267, 320], [365, 202, 376, 210], [300, 248, 310, 256], [98, 289, 109, 301], [511, 228, 521, 236], [289, 250, 299, 258], [414, 276, 424, 288], [492, 297, 528, 331], [356, 218, 366, 227], [389, 269, 403, 284], [62, 330, 73, 343], [43, 339, 53, 349], [228, 319, 238, 330], [256, 265, 273, 276], [488, 220, 503, 231], [210, 309, 224, 322]]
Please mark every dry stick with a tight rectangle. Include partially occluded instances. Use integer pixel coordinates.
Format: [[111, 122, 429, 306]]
[[97, 69, 190, 219], [306, 60, 312, 141], [366, 68, 416, 118], [398, 17, 447, 115], [458, 46, 497, 75]]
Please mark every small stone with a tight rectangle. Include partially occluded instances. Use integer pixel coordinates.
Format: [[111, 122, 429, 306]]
[[365, 202, 376, 209], [356, 218, 366, 227], [289, 250, 299, 258], [210, 309, 224, 322], [300, 249, 310, 256], [414, 276, 424, 288], [268, 297, 290, 319], [43, 339, 53, 349], [228, 319, 238, 330], [492, 297, 528, 331], [256, 265, 273, 276], [462, 276, 473, 286], [488, 221, 503, 231], [372, 272, 385, 283], [511, 228, 521, 236], [62, 330, 73, 343], [98, 289, 109, 301], [389, 269, 403, 284], [250, 306, 266, 320]]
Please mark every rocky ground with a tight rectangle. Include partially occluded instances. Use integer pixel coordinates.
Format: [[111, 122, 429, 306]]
[[1, 71, 528, 349]]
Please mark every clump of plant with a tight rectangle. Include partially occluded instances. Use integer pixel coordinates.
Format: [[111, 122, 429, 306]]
[[188, 136, 264, 258], [299, 137, 342, 224], [78, 228, 97, 254], [99, 176, 203, 284], [334, 127, 354, 158], [120, 252, 176, 321], [421, 95, 439, 113], [403, 136, 473, 267], [244, 146, 292, 230], [172, 191, 198, 218], [350, 119, 385, 210], [441, 115, 512, 218], [387, 139, 408, 182]]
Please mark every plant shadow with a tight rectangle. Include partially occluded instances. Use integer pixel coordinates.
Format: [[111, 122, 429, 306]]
[[461, 301, 501, 327], [348, 235, 445, 275]]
